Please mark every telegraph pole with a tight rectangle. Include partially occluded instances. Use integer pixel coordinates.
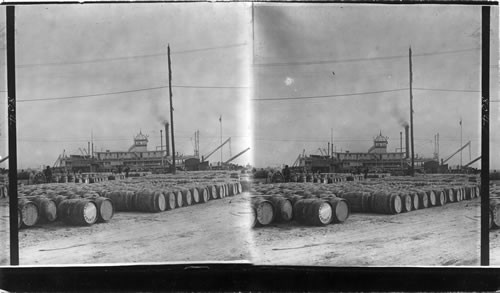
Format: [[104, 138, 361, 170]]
[[460, 117, 463, 169], [219, 115, 222, 170], [168, 44, 176, 174], [409, 47, 415, 176]]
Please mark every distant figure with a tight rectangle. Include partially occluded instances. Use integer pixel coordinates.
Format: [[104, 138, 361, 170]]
[[364, 168, 368, 179], [282, 165, 291, 183], [44, 166, 52, 183], [124, 166, 130, 178]]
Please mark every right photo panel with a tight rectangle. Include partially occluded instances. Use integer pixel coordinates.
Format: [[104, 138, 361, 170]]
[[250, 3, 484, 266]]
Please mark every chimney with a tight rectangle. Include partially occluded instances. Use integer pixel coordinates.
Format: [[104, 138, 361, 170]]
[[165, 122, 170, 157], [405, 125, 409, 159], [400, 131, 402, 154], [160, 129, 163, 153]]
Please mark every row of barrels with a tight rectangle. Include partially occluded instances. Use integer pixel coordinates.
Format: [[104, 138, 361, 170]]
[[250, 182, 480, 215], [17, 195, 114, 228], [98, 182, 242, 213], [289, 174, 365, 184], [251, 195, 350, 227]]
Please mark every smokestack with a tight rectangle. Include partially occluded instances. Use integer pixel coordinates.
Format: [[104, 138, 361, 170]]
[[165, 122, 170, 157], [88, 142, 90, 157], [400, 132, 402, 154], [405, 125, 409, 159], [160, 129, 163, 153]]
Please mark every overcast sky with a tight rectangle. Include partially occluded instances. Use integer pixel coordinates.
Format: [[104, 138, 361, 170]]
[[0, 3, 252, 169], [0, 3, 497, 170], [253, 4, 498, 169]]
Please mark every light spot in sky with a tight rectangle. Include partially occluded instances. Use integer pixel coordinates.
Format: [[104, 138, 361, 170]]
[[284, 77, 294, 86]]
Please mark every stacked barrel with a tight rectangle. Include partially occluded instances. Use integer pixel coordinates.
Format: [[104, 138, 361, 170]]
[[14, 171, 245, 229], [250, 174, 480, 228]]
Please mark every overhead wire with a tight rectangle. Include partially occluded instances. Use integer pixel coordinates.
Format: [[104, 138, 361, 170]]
[[253, 47, 479, 67], [14, 42, 248, 68]]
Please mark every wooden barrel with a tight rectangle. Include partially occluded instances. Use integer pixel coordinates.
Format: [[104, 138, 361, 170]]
[[293, 198, 332, 226], [433, 189, 446, 206], [135, 190, 166, 213], [445, 188, 455, 203], [58, 199, 97, 226], [252, 198, 275, 226], [106, 191, 128, 211], [216, 185, 225, 199], [198, 187, 209, 203], [189, 188, 199, 204], [267, 196, 293, 222], [163, 191, 176, 210], [399, 193, 412, 213], [425, 190, 437, 206], [182, 189, 192, 206], [31, 197, 57, 223], [227, 183, 234, 197], [208, 185, 218, 200], [454, 188, 463, 202], [415, 191, 428, 208], [409, 192, 419, 210], [250, 206, 257, 228], [490, 199, 500, 228], [93, 197, 114, 223], [287, 194, 304, 206], [18, 198, 39, 228], [174, 190, 183, 208], [339, 191, 372, 213], [371, 192, 402, 214], [324, 197, 350, 223], [464, 186, 472, 200]]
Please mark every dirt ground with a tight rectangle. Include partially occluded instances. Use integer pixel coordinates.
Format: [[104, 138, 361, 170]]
[[251, 197, 482, 266], [0, 193, 255, 265], [0, 192, 487, 266]]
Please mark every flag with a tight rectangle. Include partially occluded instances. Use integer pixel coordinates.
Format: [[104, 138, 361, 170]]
[[459, 119, 462, 126], [219, 115, 222, 123]]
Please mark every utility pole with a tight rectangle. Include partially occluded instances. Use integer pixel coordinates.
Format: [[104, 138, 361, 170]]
[[168, 44, 176, 174], [409, 47, 415, 176], [330, 128, 333, 158], [460, 117, 463, 169], [219, 115, 223, 167]]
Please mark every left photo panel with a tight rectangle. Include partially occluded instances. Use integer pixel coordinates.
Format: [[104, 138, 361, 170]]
[[0, 3, 254, 265]]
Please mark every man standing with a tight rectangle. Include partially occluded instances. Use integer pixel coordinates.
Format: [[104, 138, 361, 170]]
[[44, 166, 52, 183]]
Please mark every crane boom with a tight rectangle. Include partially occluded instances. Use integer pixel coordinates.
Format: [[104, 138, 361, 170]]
[[442, 141, 471, 164], [0, 156, 8, 164], [224, 147, 250, 164], [292, 154, 301, 167], [463, 156, 481, 168], [203, 137, 231, 162]]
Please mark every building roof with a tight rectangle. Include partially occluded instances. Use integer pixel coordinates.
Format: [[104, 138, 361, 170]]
[[134, 130, 148, 141], [374, 130, 388, 143]]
